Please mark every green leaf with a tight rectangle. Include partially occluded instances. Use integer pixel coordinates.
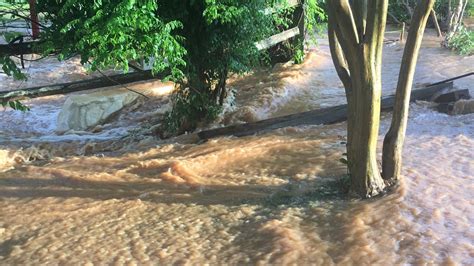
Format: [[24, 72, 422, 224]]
[[339, 158, 348, 165]]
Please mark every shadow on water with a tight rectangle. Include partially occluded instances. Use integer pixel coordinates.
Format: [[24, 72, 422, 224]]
[[0, 171, 349, 206], [0, 120, 421, 264], [1, 159, 394, 264]]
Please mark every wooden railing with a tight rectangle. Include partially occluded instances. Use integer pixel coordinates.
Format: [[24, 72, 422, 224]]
[[256, 0, 304, 51]]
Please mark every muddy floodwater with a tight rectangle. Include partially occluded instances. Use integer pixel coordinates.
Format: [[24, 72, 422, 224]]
[[1, 31, 473, 264]]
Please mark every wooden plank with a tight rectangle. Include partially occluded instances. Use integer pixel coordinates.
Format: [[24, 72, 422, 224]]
[[0, 70, 166, 103], [256, 26, 300, 50], [385, 30, 402, 34], [197, 82, 454, 140]]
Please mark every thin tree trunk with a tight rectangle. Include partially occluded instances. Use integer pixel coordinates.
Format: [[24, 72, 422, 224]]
[[430, 9, 442, 37], [382, 0, 436, 181], [446, 0, 466, 40], [29, 0, 40, 39]]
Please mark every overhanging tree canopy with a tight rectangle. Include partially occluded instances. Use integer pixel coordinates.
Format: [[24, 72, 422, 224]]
[[1, 0, 325, 130]]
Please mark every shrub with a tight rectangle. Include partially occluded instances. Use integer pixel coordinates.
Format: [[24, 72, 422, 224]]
[[447, 26, 474, 55]]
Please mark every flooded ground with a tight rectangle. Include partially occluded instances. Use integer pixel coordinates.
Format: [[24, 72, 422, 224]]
[[0, 30, 473, 264]]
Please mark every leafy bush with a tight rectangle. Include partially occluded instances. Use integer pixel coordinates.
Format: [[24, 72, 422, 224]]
[[388, 0, 453, 25], [163, 87, 223, 135], [37, 0, 187, 78], [157, 0, 325, 133], [447, 26, 474, 55], [467, 0, 474, 17], [388, 0, 414, 24]]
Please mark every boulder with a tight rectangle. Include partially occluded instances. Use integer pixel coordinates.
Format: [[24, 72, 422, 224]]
[[57, 89, 140, 132], [452, 99, 474, 115]]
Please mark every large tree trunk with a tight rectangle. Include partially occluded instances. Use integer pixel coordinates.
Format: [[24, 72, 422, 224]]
[[327, 0, 388, 197], [382, 0, 435, 181]]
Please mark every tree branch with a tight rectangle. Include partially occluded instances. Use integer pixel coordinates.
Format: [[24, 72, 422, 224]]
[[0, 10, 48, 29], [382, 0, 436, 180], [328, 0, 360, 45], [365, 0, 388, 71], [388, 11, 402, 25], [351, 0, 367, 41], [328, 21, 352, 95]]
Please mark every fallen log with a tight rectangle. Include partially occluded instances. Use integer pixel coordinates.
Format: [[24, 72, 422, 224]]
[[0, 70, 164, 103], [198, 82, 454, 140]]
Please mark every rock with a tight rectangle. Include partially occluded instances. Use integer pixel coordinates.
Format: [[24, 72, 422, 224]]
[[452, 99, 474, 115], [57, 89, 140, 132]]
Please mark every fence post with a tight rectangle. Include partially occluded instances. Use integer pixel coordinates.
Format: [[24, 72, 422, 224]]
[[400, 22, 405, 43]]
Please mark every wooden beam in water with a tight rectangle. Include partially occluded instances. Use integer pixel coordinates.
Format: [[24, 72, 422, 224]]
[[0, 70, 165, 103], [197, 82, 454, 140]]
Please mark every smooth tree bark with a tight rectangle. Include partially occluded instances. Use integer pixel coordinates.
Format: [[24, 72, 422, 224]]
[[382, 0, 435, 181], [327, 0, 387, 197], [327, 0, 435, 197]]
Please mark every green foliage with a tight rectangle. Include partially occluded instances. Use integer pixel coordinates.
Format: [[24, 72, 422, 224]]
[[293, 44, 305, 64], [0, 56, 26, 80], [36, 0, 186, 79], [447, 26, 474, 55], [304, 0, 327, 36], [339, 153, 348, 166], [0, 1, 27, 81], [468, 1, 474, 17], [388, 0, 413, 23], [164, 86, 222, 134], [1, 0, 325, 132], [1, 99, 30, 112], [388, 0, 471, 25], [156, 0, 275, 132]]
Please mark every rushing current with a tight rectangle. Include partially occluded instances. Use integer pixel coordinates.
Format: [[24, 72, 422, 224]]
[[0, 30, 473, 264]]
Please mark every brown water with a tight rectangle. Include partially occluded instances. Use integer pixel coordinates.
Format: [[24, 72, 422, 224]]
[[0, 30, 473, 264]]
